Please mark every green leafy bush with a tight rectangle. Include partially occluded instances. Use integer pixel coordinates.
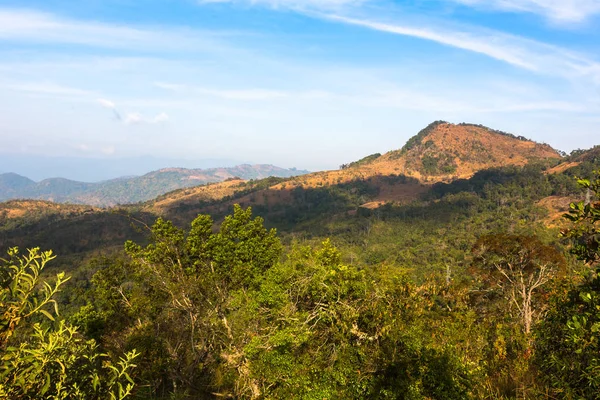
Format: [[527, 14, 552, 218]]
[[0, 247, 138, 399]]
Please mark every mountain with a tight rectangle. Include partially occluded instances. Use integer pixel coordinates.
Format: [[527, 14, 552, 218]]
[[546, 145, 600, 175], [0, 122, 580, 274], [0, 173, 36, 196], [138, 121, 562, 222], [0, 164, 309, 207], [0, 154, 243, 182]]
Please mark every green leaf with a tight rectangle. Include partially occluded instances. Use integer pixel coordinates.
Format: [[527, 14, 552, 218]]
[[40, 372, 51, 395], [39, 309, 55, 322]]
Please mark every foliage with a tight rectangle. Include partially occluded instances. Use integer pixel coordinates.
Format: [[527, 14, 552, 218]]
[[85, 205, 282, 398], [472, 234, 566, 334], [536, 276, 600, 399], [562, 172, 600, 266], [340, 153, 382, 169], [391, 120, 447, 157], [0, 247, 138, 399], [535, 171, 600, 398], [5, 146, 600, 399]]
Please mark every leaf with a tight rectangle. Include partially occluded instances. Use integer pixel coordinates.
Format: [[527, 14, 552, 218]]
[[39, 309, 55, 322], [40, 372, 51, 395]]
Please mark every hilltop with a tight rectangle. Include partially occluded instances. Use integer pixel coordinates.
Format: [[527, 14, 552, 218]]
[[0, 164, 309, 207], [373, 121, 560, 180], [139, 121, 562, 222]]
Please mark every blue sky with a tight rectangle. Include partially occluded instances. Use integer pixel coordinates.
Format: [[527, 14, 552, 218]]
[[1, 0, 599, 177]]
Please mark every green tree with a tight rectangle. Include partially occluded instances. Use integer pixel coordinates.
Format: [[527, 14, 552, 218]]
[[87, 205, 282, 398], [562, 173, 600, 266], [536, 171, 600, 398], [472, 234, 566, 335]]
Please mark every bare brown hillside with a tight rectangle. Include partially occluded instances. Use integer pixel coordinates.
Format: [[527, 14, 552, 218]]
[[546, 145, 600, 175], [141, 121, 561, 219], [371, 122, 560, 181]]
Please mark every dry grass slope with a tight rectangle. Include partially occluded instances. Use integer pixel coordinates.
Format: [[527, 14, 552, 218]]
[[141, 122, 561, 217]]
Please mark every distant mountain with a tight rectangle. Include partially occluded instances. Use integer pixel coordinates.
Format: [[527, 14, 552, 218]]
[[0, 154, 242, 182], [0, 173, 36, 196], [0, 164, 309, 207]]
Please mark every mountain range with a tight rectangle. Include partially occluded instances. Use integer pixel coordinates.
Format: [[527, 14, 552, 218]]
[[0, 164, 309, 206], [1, 120, 598, 272]]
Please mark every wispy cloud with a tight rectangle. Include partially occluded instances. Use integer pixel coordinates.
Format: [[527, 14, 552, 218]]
[[194, 0, 600, 83], [154, 82, 289, 100], [197, 0, 365, 10], [0, 8, 227, 52], [323, 14, 600, 83], [97, 98, 122, 120], [327, 14, 536, 70], [8, 82, 95, 97], [447, 0, 600, 23], [97, 98, 168, 124], [124, 112, 170, 125]]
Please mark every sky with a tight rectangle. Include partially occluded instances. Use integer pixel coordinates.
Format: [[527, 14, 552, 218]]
[[0, 0, 599, 180]]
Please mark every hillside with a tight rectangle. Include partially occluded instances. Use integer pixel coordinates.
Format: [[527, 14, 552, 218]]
[[138, 122, 562, 223], [368, 121, 560, 180], [0, 164, 309, 207], [546, 145, 600, 175], [0, 121, 572, 263]]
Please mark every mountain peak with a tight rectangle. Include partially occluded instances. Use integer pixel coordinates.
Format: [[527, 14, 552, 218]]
[[373, 121, 560, 180]]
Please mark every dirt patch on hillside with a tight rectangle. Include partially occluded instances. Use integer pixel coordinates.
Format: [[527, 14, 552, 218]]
[[537, 196, 574, 227], [545, 162, 580, 175]]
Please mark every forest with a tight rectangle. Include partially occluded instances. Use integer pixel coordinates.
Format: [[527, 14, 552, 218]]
[[2, 136, 600, 399]]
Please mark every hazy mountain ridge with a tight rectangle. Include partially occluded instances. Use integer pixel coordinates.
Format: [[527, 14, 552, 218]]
[[133, 122, 564, 222], [0, 164, 309, 207]]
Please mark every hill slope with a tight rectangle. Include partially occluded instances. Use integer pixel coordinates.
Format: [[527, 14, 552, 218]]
[[0, 164, 309, 207], [140, 121, 561, 222], [368, 121, 560, 181]]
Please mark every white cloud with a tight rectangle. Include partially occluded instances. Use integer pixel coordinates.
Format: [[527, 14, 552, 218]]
[[324, 14, 600, 83], [97, 98, 116, 109], [154, 82, 289, 100], [153, 82, 186, 91], [328, 14, 536, 70], [97, 98, 167, 124], [97, 98, 123, 120], [448, 0, 600, 23], [199, 88, 288, 100], [101, 146, 116, 155], [152, 112, 170, 123], [75, 144, 90, 151], [0, 8, 227, 52], [124, 112, 169, 125], [196, 0, 600, 83], [198, 0, 364, 10]]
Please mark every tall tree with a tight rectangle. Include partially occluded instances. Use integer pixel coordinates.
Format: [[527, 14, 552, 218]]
[[472, 234, 566, 334]]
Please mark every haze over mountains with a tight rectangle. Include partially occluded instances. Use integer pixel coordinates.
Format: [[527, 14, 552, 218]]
[[0, 164, 309, 207], [0, 155, 245, 182]]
